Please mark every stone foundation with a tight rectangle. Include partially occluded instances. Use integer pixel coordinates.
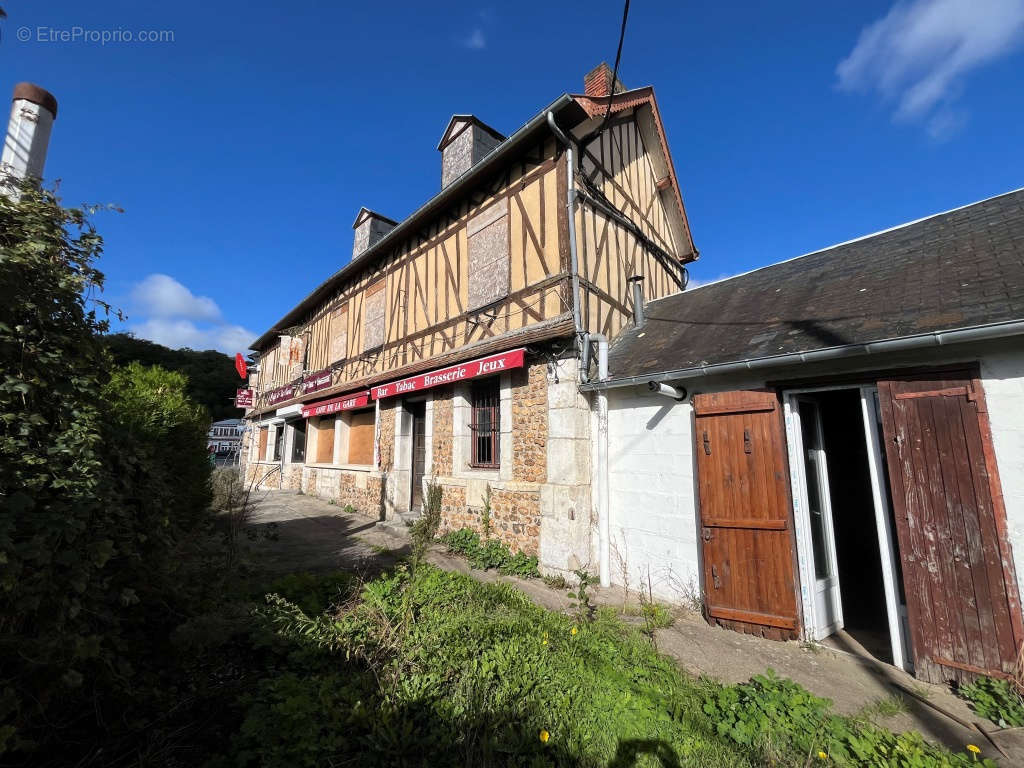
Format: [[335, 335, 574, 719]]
[[302, 466, 384, 519]]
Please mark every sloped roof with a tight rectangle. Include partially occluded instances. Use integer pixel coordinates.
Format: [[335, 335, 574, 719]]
[[606, 188, 1024, 382]]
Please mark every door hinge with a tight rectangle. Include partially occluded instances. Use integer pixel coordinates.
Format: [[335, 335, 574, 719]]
[[702, 528, 713, 542], [703, 431, 711, 455]]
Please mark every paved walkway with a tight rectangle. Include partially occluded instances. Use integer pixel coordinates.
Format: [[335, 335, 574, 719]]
[[244, 490, 1024, 762]]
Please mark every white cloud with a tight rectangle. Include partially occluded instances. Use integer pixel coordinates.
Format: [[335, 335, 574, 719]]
[[463, 27, 486, 50], [837, 0, 1024, 135], [131, 273, 221, 321], [126, 274, 256, 353]]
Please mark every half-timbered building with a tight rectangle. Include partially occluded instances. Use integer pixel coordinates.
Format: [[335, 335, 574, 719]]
[[242, 64, 696, 567]]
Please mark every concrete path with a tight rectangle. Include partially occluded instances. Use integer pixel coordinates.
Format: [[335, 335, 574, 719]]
[[244, 490, 1024, 762]]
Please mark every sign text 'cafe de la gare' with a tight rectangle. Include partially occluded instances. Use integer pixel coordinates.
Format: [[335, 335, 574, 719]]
[[296, 348, 526, 419]]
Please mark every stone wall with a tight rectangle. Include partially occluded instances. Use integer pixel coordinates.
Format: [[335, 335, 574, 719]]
[[511, 363, 548, 483], [301, 466, 384, 519], [432, 387, 453, 475], [489, 488, 541, 555], [378, 402, 395, 473]]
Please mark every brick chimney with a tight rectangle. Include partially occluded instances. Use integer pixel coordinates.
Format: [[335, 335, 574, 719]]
[[1, 83, 58, 186], [437, 115, 505, 189], [583, 62, 626, 98], [352, 207, 397, 260]]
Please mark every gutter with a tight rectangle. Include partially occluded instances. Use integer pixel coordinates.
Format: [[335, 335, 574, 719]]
[[251, 93, 577, 350], [546, 111, 583, 341], [580, 318, 1024, 392]]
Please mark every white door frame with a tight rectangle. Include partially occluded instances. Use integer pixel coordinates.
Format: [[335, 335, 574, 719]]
[[782, 385, 911, 671]]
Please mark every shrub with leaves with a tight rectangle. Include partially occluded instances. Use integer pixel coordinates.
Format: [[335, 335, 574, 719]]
[[440, 527, 540, 578], [957, 675, 1024, 728]]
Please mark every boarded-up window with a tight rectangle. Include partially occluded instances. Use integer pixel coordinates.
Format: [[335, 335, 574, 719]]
[[347, 409, 376, 465], [286, 335, 305, 381], [258, 427, 268, 461], [363, 280, 385, 351], [467, 199, 510, 310], [316, 416, 336, 464], [329, 303, 348, 362]]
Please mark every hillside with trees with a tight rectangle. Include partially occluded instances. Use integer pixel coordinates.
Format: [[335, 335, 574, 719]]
[[104, 333, 243, 420]]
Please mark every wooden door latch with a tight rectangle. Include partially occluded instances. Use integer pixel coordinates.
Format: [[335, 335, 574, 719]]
[[743, 428, 752, 454], [711, 564, 722, 589], [702, 431, 711, 455]]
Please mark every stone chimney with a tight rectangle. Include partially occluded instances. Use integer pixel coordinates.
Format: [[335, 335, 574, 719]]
[[437, 115, 505, 190], [352, 207, 397, 260], [1, 83, 58, 184], [583, 62, 626, 98]]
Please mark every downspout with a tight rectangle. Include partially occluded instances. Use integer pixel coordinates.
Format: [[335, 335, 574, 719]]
[[588, 333, 611, 589], [547, 111, 583, 344]]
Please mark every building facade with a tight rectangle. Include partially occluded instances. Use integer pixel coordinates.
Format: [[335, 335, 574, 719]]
[[207, 418, 242, 455], [589, 189, 1024, 684], [242, 64, 695, 572]]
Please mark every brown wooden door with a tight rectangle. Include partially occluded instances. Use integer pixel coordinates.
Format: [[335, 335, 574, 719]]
[[693, 390, 800, 639], [877, 372, 1023, 682], [410, 402, 427, 509]]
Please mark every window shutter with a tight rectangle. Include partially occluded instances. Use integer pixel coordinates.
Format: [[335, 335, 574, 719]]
[[316, 417, 336, 464], [467, 199, 510, 310], [329, 304, 349, 362], [347, 409, 376, 465], [363, 280, 386, 351]]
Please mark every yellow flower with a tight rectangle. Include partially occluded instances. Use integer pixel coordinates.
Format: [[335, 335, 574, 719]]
[[967, 744, 980, 754], [571, 626, 578, 636], [817, 751, 828, 760], [539, 729, 550, 744], [542, 638, 548, 646]]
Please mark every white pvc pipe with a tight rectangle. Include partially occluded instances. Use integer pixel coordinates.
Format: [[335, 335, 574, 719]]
[[594, 334, 611, 588]]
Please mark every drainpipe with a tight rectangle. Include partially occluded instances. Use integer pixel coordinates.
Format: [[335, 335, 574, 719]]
[[587, 333, 611, 589], [546, 111, 583, 344]]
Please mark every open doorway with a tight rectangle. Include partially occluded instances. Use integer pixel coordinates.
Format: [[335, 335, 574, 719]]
[[786, 386, 912, 671]]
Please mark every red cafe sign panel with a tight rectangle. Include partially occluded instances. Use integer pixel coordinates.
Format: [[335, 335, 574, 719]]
[[235, 388, 254, 408], [372, 348, 525, 400], [301, 390, 371, 418], [302, 368, 332, 395], [266, 384, 296, 406]]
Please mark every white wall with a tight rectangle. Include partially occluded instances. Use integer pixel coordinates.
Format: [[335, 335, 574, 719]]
[[980, 348, 1024, 600], [605, 387, 700, 603]]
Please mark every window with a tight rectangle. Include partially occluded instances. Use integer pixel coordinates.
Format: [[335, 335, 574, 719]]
[[363, 279, 386, 351], [470, 379, 500, 468], [258, 426, 268, 461], [316, 416, 336, 464], [329, 303, 348, 362], [467, 199, 510, 310], [273, 425, 284, 461], [346, 409, 376, 465], [291, 420, 307, 464]]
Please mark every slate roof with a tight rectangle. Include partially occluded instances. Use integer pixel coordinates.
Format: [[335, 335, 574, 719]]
[[607, 188, 1024, 381]]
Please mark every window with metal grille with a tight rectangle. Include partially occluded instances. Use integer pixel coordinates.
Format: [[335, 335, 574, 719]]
[[470, 379, 500, 468]]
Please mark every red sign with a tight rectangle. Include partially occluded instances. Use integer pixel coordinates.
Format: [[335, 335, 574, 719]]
[[235, 388, 254, 408], [302, 368, 333, 395], [301, 390, 371, 418], [235, 353, 247, 380], [266, 384, 296, 406], [372, 348, 525, 400]]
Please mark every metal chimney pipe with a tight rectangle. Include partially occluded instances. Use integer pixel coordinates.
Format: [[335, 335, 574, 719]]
[[627, 275, 645, 329], [1, 83, 58, 188]]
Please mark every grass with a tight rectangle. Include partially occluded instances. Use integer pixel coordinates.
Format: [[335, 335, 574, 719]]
[[214, 565, 994, 768], [622, 601, 675, 628], [857, 694, 910, 720]]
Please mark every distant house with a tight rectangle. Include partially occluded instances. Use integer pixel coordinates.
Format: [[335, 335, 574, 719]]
[[207, 418, 242, 455], [587, 188, 1024, 684]]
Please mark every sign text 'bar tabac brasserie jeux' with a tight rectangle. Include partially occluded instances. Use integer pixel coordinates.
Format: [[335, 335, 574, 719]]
[[371, 348, 525, 400]]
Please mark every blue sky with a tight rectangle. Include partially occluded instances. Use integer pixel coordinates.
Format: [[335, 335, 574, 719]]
[[4, 0, 1023, 353]]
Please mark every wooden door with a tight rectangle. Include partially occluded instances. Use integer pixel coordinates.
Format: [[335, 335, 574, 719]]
[[694, 390, 801, 639], [878, 372, 1023, 682], [410, 402, 427, 509]]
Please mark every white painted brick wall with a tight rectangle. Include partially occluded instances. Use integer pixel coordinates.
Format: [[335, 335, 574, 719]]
[[606, 389, 700, 603], [980, 349, 1024, 600]]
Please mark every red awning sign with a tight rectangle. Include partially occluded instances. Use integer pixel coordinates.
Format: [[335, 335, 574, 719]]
[[301, 390, 371, 419], [235, 388, 254, 408], [371, 348, 525, 400], [235, 353, 247, 380]]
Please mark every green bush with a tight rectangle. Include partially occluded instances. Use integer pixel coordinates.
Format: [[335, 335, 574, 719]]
[[440, 527, 540, 578], [0, 182, 218, 763], [957, 675, 1024, 728], [702, 670, 994, 767]]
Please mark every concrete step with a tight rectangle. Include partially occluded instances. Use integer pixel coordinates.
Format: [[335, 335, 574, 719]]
[[375, 511, 420, 538]]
